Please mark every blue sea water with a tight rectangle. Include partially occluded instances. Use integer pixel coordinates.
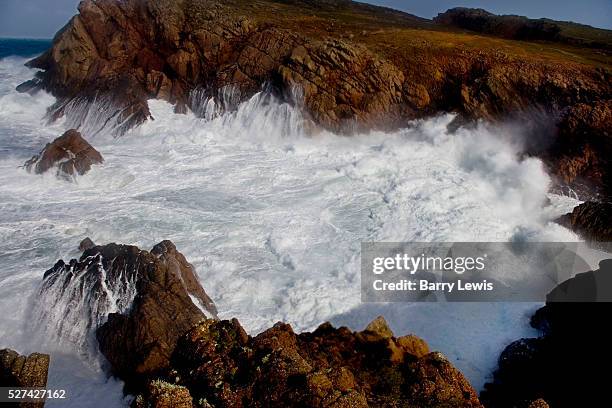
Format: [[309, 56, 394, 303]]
[[0, 38, 51, 59]]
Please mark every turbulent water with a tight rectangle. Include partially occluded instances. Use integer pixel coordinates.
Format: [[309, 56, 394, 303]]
[[0, 48, 588, 406]]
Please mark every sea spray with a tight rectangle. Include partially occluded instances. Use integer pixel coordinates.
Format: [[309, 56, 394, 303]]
[[31, 253, 138, 363], [0, 55, 586, 405]]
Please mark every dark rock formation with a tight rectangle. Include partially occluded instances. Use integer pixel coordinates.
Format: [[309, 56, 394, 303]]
[[127, 316, 482, 407], [528, 399, 550, 408], [0, 349, 50, 408], [435, 7, 612, 50], [38, 240, 217, 391], [24, 129, 103, 178], [78, 237, 96, 251], [550, 101, 611, 196], [557, 201, 612, 242], [481, 260, 612, 408]]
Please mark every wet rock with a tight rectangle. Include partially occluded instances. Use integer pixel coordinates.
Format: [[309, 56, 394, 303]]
[[557, 201, 612, 242], [24, 129, 103, 178], [38, 240, 216, 391], [550, 101, 612, 197], [0, 349, 50, 408], [20, 1, 610, 133], [15, 78, 43, 95], [39, 241, 480, 406], [481, 260, 612, 408], [78, 237, 96, 251]]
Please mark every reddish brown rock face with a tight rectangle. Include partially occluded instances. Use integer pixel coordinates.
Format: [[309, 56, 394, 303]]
[[20, 0, 609, 128], [148, 317, 482, 408], [39, 240, 217, 391], [550, 101, 611, 192], [0, 349, 50, 408], [24, 129, 103, 178], [19, 0, 612, 200], [37, 241, 484, 407], [557, 201, 612, 242]]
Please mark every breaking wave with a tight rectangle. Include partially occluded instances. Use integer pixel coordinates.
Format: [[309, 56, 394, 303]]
[[0, 55, 588, 406]]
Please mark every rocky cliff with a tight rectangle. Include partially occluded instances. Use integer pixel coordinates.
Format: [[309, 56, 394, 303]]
[[38, 241, 483, 407], [37, 239, 217, 390], [557, 201, 612, 242], [19, 0, 612, 199]]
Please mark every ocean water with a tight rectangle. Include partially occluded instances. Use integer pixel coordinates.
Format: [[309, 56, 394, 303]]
[[0, 38, 51, 59], [0, 45, 588, 406]]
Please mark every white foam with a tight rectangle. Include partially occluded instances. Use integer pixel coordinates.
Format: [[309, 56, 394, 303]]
[[0, 56, 586, 403]]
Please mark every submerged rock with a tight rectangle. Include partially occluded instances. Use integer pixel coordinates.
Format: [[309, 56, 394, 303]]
[[37, 240, 217, 390], [481, 260, 612, 407], [24, 129, 103, 178], [0, 349, 50, 408]]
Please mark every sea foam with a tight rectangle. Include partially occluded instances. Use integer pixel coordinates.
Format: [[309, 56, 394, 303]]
[[0, 55, 588, 406]]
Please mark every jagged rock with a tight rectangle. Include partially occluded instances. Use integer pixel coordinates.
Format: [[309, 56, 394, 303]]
[[551, 101, 611, 194], [0, 349, 50, 408], [396, 334, 430, 358], [481, 260, 612, 408], [24, 129, 103, 178], [39, 241, 479, 406], [528, 399, 550, 408], [557, 201, 612, 242], [18, 1, 611, 158], [37, 240, 216, 391], [129, 317, 482, 407], [364, 315, 394, 338], [78, 237, 96, 251], [133, 380, 193, 408], [16, 0, 612, 203]]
